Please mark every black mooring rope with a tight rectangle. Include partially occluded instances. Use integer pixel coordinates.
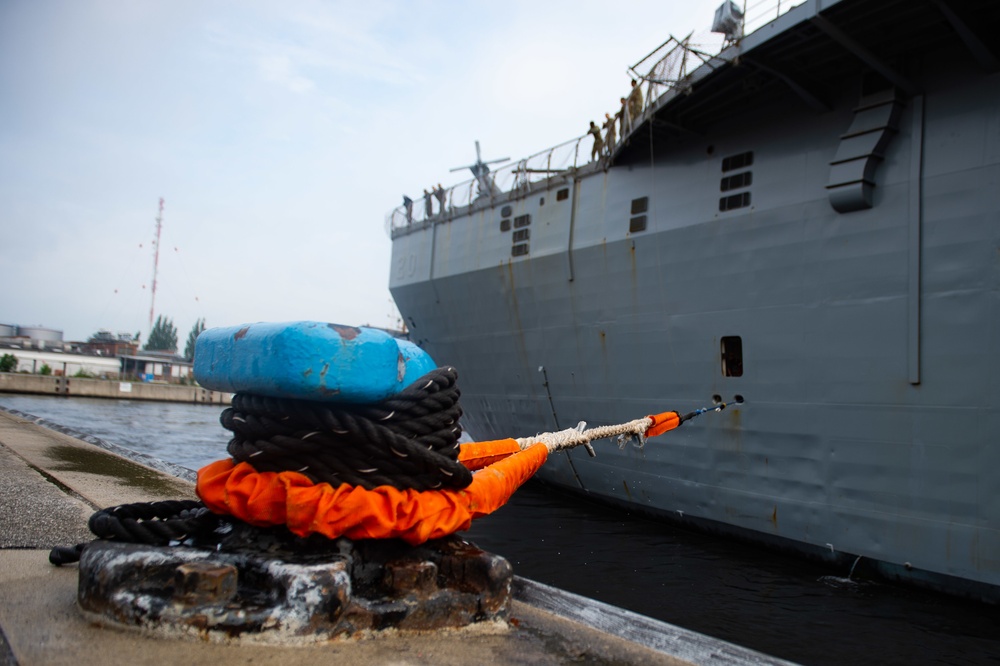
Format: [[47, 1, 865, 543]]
[[49, 500, 221, 565], [49, 366, 470, 565], [223, 366, 470, 491], [87, 500, 216, 544]]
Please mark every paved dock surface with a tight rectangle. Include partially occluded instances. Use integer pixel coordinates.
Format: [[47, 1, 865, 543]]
[[0, 408, 796, 666]]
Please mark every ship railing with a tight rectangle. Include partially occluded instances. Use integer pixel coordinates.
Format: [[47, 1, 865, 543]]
[[386, 0, 798, 236], [742, 0, 801, 35], [626, 2, 799, 126], [386, 137, 587, 235], [626, 32, 722, 137]]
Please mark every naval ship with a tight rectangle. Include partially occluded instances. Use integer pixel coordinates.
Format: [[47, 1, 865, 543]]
[[388, 0, 1000, 602]]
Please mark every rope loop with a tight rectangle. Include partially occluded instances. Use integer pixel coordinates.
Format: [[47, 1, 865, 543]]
[[222, 366, 472, 491], [88, 499, 217, 544], [50, 499, 221, 565]]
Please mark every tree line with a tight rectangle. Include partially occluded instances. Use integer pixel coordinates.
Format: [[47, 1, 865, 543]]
[[143, 315, 205, 360]]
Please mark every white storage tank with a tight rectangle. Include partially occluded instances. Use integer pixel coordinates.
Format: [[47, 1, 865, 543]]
[[15, 326, 64, 343]]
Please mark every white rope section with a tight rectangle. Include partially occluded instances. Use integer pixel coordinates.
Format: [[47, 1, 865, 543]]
[[515, 417, 655, 454]]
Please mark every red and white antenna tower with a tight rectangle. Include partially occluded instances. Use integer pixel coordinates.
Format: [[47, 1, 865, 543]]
[[148, 198, 164, 333]]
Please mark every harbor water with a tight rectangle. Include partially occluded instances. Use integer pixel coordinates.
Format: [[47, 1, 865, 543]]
[[2, 394, 999, 666]]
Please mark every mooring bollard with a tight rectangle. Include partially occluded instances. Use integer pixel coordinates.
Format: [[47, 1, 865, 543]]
[[73, 322, 514, 642], [65, 321, 697, 643]]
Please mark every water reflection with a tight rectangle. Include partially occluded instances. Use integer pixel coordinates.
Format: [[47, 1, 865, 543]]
[[464, 484, 1000, 665], [0, 394, 229, 470]]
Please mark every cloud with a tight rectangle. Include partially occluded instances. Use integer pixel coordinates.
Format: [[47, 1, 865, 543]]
[[257, 54, 316, 93]]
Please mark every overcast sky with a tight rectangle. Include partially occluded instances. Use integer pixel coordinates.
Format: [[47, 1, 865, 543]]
[[1, 1, 732, 343]]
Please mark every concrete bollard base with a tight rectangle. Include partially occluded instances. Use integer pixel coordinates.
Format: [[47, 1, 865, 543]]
[[77, 529, 512, 643]]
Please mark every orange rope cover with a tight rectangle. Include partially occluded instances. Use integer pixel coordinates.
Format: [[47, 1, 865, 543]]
[[196, 412, 682, 545], [197, 439, 546, 545], [645, 411, 681, 438]]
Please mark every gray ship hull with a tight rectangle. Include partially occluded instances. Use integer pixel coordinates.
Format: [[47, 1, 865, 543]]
[[389, 0, 1000, 601]]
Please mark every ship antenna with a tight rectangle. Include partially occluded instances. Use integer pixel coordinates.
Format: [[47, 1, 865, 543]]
[[148, 197, 164, 333]]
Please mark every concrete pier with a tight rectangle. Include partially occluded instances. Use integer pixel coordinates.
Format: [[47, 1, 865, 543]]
[[0, 374, 230, 404], [0, 408, 796, 666]]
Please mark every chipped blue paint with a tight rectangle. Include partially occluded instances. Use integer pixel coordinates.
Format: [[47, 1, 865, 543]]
[[193, 321, 435, 403]]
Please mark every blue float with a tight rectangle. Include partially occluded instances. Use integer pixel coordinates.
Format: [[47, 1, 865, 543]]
[[193, 321, 435, 403]]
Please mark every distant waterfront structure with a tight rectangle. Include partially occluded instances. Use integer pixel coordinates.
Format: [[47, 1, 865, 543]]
[[3, 325, 63, 345], [0, 324, 71, 351], [0, 345, 120, 378], [84, 330, 140, 358], [119, 350, 193, 383], [0, 323, 190, 382]]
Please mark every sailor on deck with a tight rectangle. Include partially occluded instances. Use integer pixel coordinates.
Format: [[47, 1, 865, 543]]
[[423, 189, 433, 219], [627, 79, 643, 128], [588, 121, 604, 162], [434, 184, 447, 216], [402, 195, 414, 224], [604, 112, 617, 155]]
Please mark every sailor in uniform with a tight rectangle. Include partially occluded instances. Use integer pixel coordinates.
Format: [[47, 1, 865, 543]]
[[423, 189, 434, 219], [434, 184, 447, 216], [588, 121, 604, 162], [604, 112, 617, 155], [402, 195, 413, 224], [627, 79, 643, 127]]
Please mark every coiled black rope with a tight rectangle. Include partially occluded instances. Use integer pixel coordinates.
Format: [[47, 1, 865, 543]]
[[49, 500, 222, 565], [50, 365, 471, 565], [223, 366, 470, 491], [86, 500, 217, 544]]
